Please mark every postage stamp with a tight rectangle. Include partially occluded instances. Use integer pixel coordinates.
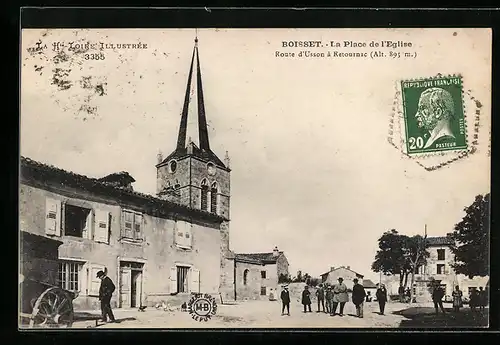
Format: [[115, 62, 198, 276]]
[[400, 75, 467, 155]]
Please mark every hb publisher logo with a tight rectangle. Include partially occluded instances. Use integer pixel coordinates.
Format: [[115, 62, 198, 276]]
[[188, 293, 217, 322]]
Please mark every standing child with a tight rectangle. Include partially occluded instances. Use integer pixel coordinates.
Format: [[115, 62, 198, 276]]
[[452, 285, 463, 312], [315, 284, 326, 313]]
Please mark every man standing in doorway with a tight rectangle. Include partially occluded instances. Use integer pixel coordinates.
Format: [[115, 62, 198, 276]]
[[97, 270, 116, 323]]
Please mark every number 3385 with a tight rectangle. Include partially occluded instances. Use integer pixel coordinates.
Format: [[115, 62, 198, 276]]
[[84, 53, 105, 60]]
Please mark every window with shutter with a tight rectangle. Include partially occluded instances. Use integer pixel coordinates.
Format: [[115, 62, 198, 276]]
[[190, 268, 200, 293], [94, 210, 110, 244], [45, 198, 61, 236], [175, 221, 192, 249], [134, 213, 143, 240], [169, 267, 177, 294], [122, 210, 134, 239]]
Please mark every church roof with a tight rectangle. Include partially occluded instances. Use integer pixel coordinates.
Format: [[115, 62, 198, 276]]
[[160, 143, 226, 169], [160, 37, 226, 170]]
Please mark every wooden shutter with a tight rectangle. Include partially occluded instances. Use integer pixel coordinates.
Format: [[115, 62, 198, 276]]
[[45, 198, 61, 236], [89, 264, 105, 296], [94, 209, 110, 244], [122, 210, 133, 239], [176, 221, 186, 247], [190, 268, 200, 293], [82, 210, 93, 240], [81, 262, 89, 295], [134, 213, 143, 240], [169, 267, 177, 294]]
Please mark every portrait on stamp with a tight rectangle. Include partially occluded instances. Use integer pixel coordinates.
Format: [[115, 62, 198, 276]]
[[401, 77, 467, 155]]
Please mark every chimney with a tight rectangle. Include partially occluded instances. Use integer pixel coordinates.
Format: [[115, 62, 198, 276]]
[[272, 246, 279, 257], [347, 266, 351, 270], [224, 150, 230, 168], [330, 266, 335, 272], [157, 150, 163, 165]]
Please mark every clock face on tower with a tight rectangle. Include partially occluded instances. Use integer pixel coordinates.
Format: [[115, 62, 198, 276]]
[[207, 162, 216, 176]]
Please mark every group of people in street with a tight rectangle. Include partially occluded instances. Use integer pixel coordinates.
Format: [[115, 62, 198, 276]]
[[431, 284, 488, 315], [280, 277, 389, 318]]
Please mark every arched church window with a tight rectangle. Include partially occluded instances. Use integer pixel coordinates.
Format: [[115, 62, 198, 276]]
[[174, 179, 180, 189], [200, 179, 209, 211], [243, 269, 249, 285], [210, 182, 218, 214]]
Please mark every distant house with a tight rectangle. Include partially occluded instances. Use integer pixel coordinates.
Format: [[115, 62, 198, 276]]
[[232, 247, 289, 300], [381, 236, 490, 302], [363, 279, 377, 300], [321, 266, 364, 291]]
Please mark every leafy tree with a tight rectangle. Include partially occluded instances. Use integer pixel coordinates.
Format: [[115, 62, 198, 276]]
[[372, 230, 430, 303], [278, 273, 292, 284], [403, 234, 430, 304], [448, 194, 490, 279], [372, 230, 411, 288], [307, 277, 321, 287]]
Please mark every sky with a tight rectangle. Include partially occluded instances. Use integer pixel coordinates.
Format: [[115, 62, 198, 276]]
[[21, 28, 491, 282]]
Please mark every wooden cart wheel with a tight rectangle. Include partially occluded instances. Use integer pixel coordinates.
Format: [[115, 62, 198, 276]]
[[29, 287, 74, 328]]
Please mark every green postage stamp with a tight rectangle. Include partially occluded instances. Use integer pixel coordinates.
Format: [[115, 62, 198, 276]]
[[401, 76, 467, 155]]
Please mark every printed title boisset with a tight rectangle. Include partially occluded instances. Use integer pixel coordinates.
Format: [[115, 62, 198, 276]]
[[19, 37, 289, 312]]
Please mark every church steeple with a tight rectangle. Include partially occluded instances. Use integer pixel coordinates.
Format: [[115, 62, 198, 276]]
[[156, 34, 230, 220], [176, 36, 210, 151]]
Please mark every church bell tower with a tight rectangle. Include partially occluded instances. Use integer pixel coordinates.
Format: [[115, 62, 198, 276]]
[[155, 36, 231, 223]]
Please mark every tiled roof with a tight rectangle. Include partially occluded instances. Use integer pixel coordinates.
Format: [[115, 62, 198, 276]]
[[321, 266, 364, 278], [235, 252, 284, 264], [426, 236, 454, 246], [20, 156, 227, 222], [363, 279, 377, 288]]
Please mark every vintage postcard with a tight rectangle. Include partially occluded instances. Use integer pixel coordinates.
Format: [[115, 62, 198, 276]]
[[19, 28, 491, 329]]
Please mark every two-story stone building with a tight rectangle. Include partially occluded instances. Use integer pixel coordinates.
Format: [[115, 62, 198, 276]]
[[382, 236, 489, 302], [230, 247, 289, 301], [19, 156, 227, 310]]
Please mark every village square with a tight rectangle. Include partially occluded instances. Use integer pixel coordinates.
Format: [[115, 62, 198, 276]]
[[19, 30, 490, 329]]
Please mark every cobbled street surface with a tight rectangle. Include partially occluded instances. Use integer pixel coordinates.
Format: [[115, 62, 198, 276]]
[[71, 300, 489, 329]]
